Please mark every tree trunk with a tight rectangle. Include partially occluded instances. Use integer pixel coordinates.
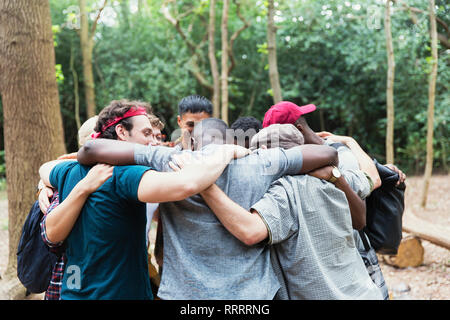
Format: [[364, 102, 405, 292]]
[[382, 236, 424, 268], [0, 0, 66, 280], [138, 0, 143, 12], [421, 0, 438, 208], [385, 0, 395, 164], [120, 0, 130, 29], [267, 0, 282, 104], [161, 0, 214, 94], [79, 0, 96, 118], [403, 211, 450, 250], [220, 0, 230, 124], [70, 44, 81, 130], [208, 0, 220, 118]]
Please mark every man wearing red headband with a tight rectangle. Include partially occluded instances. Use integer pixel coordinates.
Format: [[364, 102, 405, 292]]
[[37, 99, 249, 300]]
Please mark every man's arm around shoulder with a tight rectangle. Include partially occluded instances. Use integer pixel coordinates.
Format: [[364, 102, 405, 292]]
[[77, 139, 136, 166], [297, 144, 338, 174]]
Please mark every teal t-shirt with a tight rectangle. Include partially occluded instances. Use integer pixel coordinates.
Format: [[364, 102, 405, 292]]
[[50, 161, 153, 300]]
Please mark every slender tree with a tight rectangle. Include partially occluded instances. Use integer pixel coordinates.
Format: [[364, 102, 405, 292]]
[[267, 0, 282, 104], [397, 0, 450, 50], [163, 0, 249, 122], [208, 0, 221, 118], [421, 0, 439, 208], [70, 44, 81, 130], [221, 0, 230, 124], [162, 0, 213, 94], [79, 0, 107, 118], [385, 0, 395, 164], [0, 0, 66, 293]]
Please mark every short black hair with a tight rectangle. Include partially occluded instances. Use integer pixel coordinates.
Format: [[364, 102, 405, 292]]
[[192, 118, 230, 148], [178, 95, 213, 116], [230, 116, 262, 133]]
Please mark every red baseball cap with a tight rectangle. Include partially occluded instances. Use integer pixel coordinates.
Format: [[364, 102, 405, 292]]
[[262, 101, 316, 128]]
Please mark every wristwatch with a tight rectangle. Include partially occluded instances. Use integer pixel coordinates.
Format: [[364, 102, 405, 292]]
[[328, 166, 341, 184]]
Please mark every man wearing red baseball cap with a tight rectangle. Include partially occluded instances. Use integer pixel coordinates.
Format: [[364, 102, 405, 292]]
[[262, 101, 316, 128], [263, 101, 326, 146], [261, 100, 399, 299]]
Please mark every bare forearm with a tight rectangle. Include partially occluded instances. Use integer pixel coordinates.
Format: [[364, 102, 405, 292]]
[[200, 184, 267, 246], [345, 139, 381, 189], [39, 159, 75, 187], [45, 183, 91, 243], [176, 146, 237, 195], [138, 150, 233, 202], [299, 144, 338, 174], [77, 139, 136, 166], [335, 177, 366, 230], [188, 153, 233, 193]]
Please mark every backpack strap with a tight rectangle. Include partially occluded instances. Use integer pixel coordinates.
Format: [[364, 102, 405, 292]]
[[359, 229, 371, 252]]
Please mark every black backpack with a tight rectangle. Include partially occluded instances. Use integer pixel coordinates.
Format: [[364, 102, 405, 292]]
[[16, 200, 58, 293], [329, 142, 406, 255], [362, 159, 406, 255]]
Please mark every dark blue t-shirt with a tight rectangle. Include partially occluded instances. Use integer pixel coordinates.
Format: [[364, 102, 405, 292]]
[[50, 161, 153, 300]]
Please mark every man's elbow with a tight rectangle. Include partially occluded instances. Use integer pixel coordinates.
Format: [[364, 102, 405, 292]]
[[353, 215, 366, 231], [180, 181, 201, 199], [38, 163, 47, 179], [39, 160, 58, 184], [77, 140, 97, 165], [242, 234, 261, 246], [328, 147, 339, 166], [45, 227, 62, 244], [353, 221, 366, 231], [241, 229, 267, 246]]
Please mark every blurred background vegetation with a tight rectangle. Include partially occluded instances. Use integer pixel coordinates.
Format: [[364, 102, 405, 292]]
[[0, 0, 448, 184]]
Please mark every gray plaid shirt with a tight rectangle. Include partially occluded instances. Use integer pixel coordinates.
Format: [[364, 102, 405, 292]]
[[252, 173, 383, 300], [328, 140, 389, 299]]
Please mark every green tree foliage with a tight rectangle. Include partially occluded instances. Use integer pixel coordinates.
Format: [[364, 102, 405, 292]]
[[2, 0, 447, 174]]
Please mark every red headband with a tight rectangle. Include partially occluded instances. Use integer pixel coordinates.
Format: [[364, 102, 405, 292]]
[[91, 106, 147, 139]]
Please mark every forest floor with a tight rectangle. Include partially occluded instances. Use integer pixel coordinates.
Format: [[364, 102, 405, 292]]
[[0, 175, 448, 300]]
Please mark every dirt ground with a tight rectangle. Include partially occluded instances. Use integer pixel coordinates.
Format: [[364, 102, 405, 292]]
[[0, 175, 448, 300], [377, 174, 449, 300]]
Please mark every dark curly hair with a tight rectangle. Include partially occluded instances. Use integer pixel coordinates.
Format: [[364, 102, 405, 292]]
[[94, 99, 152, 140], [230, 116, 262, 132]]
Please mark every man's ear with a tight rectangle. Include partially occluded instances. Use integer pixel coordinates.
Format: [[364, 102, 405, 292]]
[[177, 115, 182, 128], [115, 124, 128, 141], [295, 122, 305, 133]]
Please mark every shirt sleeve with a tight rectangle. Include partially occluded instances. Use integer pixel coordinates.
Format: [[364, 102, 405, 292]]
[[134, 144, 176, 172], [260, 146, 303, 179], [49, 161, 77, 191], [114, 165, 153, 202], [335, 144, 360, 171], [342, 169, 371, 200], [40, 192, 64, 250], [251, 178, 298, 245]]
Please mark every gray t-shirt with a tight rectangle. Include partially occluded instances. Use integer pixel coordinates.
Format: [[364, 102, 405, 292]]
[[252, 175, 383, 300], [134, 144, 304, 299]]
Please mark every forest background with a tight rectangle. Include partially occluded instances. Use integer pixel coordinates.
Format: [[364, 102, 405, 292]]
[[0, 0, 448, 297], [0, 0, 448, 181]]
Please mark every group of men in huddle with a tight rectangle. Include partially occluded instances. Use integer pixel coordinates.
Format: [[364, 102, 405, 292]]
[[37, 94, 406, 300]]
